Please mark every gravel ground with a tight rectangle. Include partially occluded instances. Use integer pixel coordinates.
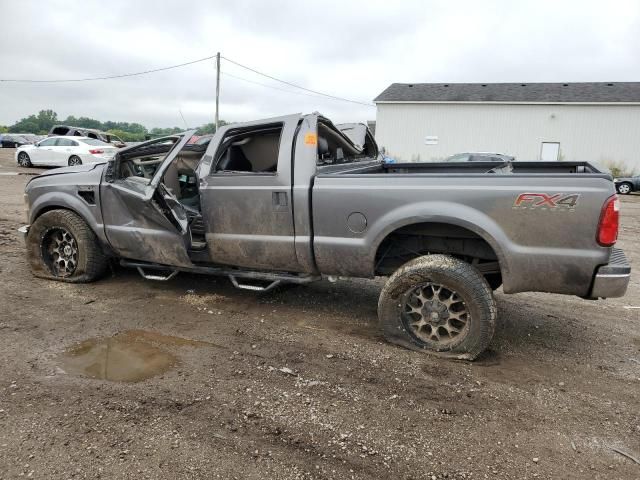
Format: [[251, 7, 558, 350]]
[[0, 148, 638, 479]]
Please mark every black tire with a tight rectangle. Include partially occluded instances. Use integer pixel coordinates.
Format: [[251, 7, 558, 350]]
[[26, 209, 108, 283], [617, 182, 632, 195], [17, 151, 32, 167], [68, 155, 82, 166], [378, 254, 496, 360]]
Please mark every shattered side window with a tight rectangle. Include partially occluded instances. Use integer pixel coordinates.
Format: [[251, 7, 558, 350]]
[[117, 137, 180, 180], [214, 125, 282, 173], [316, 122, 375, 166]]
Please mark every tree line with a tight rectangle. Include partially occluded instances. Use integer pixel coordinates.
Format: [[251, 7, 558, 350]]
[[0, 110, 227, 141]]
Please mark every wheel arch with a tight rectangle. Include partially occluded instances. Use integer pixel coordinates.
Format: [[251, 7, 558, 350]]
[[370, 205, 511, 285], [29, 193, 111, 252]]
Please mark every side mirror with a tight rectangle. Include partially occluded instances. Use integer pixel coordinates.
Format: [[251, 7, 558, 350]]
[[380, 146, 386, 155]]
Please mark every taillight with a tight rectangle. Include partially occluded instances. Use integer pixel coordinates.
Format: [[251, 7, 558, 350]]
[[597, 195, 619, 246], [89, 149, 104, 154]]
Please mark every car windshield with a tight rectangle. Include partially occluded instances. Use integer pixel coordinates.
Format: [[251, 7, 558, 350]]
[[81, 138, 110, 146]]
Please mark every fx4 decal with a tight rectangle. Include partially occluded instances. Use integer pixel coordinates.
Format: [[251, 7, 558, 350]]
[[513, 193, 580, 211]]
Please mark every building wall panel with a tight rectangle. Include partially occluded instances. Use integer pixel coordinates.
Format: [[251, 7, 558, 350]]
[[375, 103, 640, 169]]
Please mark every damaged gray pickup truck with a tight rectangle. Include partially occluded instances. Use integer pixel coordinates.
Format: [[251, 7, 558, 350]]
[[20, 113, 631, 359]]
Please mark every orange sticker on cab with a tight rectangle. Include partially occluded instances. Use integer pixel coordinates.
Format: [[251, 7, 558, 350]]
[[304, 133, 317, 145]]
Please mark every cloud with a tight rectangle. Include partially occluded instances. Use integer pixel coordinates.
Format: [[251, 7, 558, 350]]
[[1, 0, 639, 128]]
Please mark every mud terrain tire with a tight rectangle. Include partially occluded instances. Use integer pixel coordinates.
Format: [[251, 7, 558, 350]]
[[378, 254, 496, 360], [26, 209, 108, 283]]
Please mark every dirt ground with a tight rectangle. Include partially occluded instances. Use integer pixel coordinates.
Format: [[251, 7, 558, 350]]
[[0, 148, 638, 480]]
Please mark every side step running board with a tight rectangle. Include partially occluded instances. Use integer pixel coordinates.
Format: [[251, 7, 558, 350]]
[[121, 260, 320, 288], [229, 276, 281, 292], [136, 267, 178, 281]]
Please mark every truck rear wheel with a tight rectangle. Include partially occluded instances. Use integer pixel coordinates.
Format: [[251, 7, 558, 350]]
[[378, 254, 496, 360], [26, 209, 108, 283]]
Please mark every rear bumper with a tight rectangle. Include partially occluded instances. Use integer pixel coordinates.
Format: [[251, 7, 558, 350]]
[[588, 248, 631, 299]]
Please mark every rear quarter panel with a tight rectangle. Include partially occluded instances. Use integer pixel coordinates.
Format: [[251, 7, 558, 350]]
[[312, 173, 615, 296]]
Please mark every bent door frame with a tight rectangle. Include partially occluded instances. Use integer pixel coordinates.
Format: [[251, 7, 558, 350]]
[[100, 131, 197, 267]]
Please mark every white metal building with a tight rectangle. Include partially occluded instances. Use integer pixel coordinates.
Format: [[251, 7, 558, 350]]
[[373, 82, 640, 169]]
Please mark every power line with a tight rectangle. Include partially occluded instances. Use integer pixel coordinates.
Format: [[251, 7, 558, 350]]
[[221, 70, 353, 102], [221, 55, 375, 107], [0, 51, 375, 107], [0, 54, 217, 83]]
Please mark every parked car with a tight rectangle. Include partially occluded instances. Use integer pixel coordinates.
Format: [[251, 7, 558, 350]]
[[48, 125, 126, 148], [445, 152, 515, 162], [13, 133, 40, 144], [1, 134, 32, 148], [19, 113, 629, 360], [614, 175, 640, 194], [15, 136, 118, 167]]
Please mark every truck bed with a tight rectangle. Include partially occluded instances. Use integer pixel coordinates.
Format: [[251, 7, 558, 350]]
[[311, 159, 616, 296]]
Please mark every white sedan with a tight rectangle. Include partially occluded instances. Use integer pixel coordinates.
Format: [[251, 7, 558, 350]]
[[15, 136, 118, 168]]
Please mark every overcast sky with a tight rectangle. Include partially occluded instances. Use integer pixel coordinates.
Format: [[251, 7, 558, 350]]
[[1, 0, 639, 128]]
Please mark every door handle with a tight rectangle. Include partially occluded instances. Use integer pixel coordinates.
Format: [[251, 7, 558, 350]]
[[272, 191, 288, 208]]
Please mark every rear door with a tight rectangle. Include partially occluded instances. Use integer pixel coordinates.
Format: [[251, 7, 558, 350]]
[[55, 138, 78, 165], [198, 114, 303, 272], [100, 132, 196, 267]]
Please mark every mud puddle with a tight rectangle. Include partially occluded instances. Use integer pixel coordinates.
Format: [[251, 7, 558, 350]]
[[59, 330, 213, 382]]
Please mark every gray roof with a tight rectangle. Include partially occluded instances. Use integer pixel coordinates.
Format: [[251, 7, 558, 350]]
[[374, 82, 640, 103]]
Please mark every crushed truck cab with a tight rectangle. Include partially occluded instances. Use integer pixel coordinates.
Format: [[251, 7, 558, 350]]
[[21, 113, 630, 359]]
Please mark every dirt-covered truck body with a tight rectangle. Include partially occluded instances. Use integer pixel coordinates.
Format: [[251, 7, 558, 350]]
[[20, 113, 630, 359]]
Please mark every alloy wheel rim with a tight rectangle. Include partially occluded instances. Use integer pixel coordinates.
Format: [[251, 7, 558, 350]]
[[18, 153, 28, 166], [619, 184, 630, 194], [401, 282, 470, 346], [42, 227, 78, 277]]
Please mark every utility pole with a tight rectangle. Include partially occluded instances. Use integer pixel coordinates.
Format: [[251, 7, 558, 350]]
[[215, 52, 220, 130]]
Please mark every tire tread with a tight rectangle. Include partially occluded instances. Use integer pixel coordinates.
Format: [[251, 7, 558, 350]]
[[27, 209, 108, 283], [378, 254, 496, 360]]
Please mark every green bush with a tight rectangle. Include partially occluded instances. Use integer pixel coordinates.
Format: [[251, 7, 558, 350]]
[[6, 110, 228, 139], [603, 160, 637, 178]]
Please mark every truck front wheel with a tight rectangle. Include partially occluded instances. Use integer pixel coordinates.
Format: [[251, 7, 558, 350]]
[[378, 254, 496, 360], [26, 209, 108, 283]]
